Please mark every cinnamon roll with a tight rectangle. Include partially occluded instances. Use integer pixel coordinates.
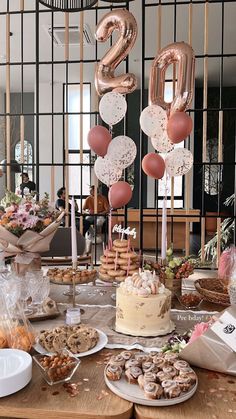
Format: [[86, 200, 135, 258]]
[[125, 366, 143, 384], [162, 380, 181, 399], [119, 351, 132, 361], [137, 372, 157, 390], [142, 361, 159, 374], [105, 364, 123, 381], [152, 356, 167, 370], [109, 354, 126, 369], [135, 352, 151, 363], [156, 371, 172, 383], [175, 375, 192, 392], [179, 369, 197, 384], [173, 360, 190, 372], [143, 382, 163, 400], [162, 366, 177, 378], [125, 358, 141, 369], [164, 352, 179, 365]]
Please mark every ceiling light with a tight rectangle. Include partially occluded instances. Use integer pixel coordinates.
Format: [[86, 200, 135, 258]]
[[38, 0, 97, 12]]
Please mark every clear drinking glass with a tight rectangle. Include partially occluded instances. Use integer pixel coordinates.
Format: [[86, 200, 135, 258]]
[[28, 273, 50, 315], [20, 275, 34, 315]]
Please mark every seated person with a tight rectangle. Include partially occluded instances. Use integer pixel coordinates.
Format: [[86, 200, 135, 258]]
[[20, 172, 36, 196], [83, 186, 109, 241], [55, 187, 90, 237]]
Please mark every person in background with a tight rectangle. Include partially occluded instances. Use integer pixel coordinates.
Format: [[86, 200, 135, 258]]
[[55, 187, 90, 236], [20, 172, 36, 196], [83, 185, 109, 243]]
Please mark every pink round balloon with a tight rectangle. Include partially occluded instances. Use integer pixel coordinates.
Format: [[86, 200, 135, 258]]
[[167, 112, 193, 144], [108, 181, 132, 209], [87, 125, 112, 157], [142, 153, 165, 179]]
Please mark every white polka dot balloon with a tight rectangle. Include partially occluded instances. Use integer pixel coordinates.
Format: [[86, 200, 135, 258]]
[[94, 155, 122, 187], [140, 105, 167, 139], [107, 135, 137, 170], [165, 148, 193, 177], [99, 92, 127, 126], [151, 134, 174, 153]]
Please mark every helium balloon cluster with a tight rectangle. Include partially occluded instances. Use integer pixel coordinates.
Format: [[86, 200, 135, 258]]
[[88, 92, 137, 209], [140, 41, 195, 180]]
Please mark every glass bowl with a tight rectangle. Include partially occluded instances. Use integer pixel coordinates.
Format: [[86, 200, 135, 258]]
[[33, 349, 80, 385], [176, 292, 203, 310]]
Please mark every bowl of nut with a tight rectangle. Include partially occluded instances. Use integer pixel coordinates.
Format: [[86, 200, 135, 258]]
[[176, 292, 203, 310], [33, 350, 80, 385]]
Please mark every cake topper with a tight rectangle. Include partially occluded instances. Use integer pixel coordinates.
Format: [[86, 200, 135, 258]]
[[112, 224, 137, 239]]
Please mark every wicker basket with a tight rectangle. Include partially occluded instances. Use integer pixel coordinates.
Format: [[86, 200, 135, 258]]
[[194, 278, 230, 306]]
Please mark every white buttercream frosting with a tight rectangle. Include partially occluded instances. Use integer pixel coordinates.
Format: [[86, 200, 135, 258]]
[[120, 270, 166, 297]]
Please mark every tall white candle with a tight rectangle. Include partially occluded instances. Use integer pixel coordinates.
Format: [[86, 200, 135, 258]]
[[71, 197, 77, 267], [161, 195, 167, 261]]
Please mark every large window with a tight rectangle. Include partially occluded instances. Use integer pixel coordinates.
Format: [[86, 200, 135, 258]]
[[64, 83, 91, 201], [15, 140, 33, 190]]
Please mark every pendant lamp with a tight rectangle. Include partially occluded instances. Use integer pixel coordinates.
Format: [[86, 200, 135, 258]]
[[38, 0, 97, 12]]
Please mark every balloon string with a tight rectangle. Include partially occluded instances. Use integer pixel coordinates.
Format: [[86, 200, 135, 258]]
[[108, 207, 113, 250]]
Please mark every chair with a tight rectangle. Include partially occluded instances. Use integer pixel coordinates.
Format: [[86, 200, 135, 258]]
[[41, 227, 92, 266]]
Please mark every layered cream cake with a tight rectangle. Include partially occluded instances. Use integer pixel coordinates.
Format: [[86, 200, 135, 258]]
[[116, 270, 175, 337]]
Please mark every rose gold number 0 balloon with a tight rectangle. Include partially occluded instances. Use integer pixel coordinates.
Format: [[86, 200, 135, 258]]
[[149, 41, 195, 114], [95, 9, 138, 96]]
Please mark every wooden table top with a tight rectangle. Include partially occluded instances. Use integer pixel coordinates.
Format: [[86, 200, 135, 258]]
[[1, 275, 235, 419]]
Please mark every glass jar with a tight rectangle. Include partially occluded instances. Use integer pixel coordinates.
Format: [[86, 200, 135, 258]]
[[66, 308, 81, 325]]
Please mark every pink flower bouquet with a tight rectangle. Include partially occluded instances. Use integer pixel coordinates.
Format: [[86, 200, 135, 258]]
[[0, 193, 64, 274]]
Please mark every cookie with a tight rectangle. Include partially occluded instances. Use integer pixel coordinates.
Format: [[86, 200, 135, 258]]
[[67, 332, 92, 353], [42, 332, 55, 352], [53, 333, 67, 352]]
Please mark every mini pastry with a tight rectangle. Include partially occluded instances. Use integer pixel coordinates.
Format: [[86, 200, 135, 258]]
[[142, 361, 159, 374], [125, 358, 141, 369], [135, 353, 151, 363], [119, 351, 132, 361], [175, 375, 192, 391], [138, 372, 157, 389], [109, 354, 126, 368], [162, 366, 177, 378], [179, 369, 197, 384], [125, 366, 143, 384], [143, 382, 163, 400], [152, 356, 167, 370], [156, 371, 172, 383], [164, 352, 179, 364], [105, 364, 123, 381], [162, 380, 181, 399], [173, 360, 190, 372]]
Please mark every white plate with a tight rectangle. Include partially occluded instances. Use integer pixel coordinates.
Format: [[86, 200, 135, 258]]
[[104, 374, 198, 406], [0, 349, 32, 398], [34, 329, 108, 358]]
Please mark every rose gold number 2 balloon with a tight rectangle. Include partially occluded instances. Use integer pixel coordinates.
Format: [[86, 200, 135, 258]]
[[95, 9, 138, 96], [149, 41, 195, 114]]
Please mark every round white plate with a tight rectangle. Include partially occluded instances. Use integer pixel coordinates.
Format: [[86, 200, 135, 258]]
[[104, 374, 198, 406], [34, 329, 108, 358], [0, 349, 32, 398]]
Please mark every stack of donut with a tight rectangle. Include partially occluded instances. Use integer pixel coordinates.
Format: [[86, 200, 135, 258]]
[[99, 239, 139, 282]]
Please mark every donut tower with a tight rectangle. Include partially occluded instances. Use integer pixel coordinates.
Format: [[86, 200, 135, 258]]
[[98, 238, 139, 282]]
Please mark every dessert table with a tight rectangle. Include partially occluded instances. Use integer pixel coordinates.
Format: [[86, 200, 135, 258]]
[[1, 271, 236, 419]]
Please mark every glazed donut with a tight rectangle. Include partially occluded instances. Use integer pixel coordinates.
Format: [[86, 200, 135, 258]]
[[101, 263, 116, 271], [104, 250, 116, 258], [107, 269, 126, 278], [122, 264, 137, 271], [120, 252, 137, 260], [100, 255, 115, 264], [99, 273, 112, 282], [98, 266, 107, 274], [115, 258, 128, 266], [112, 247, 129, 254], [113, 239, 128, 248]]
